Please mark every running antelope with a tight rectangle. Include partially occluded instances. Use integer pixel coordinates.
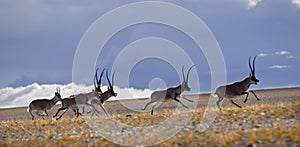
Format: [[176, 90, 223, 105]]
[[215, 56, 260, 109], [91, 69, 117, 104], [28, 88, 62, 120], [142, 66, 195, 115], [55, 69, 118, 119], [53, 95, 81, 120], [99, 69, 118, 103], [71, 68, 109, 116], [88, 69, 118, 116]]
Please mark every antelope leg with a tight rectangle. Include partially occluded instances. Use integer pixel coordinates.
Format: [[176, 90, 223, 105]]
[[142, 101, 155, 110], [181, 96, 193, 102], [250, 90, 260, 100], [29, 109, 35, 120], [231, 100, 242, 108], [174, 98, 188, 108], [53, 107, 66, 117], [242, 91, 249, 103], [150, 102, 157, 115], [76, 109, 82, 117], [216, 97, 224, 110], [98, 103, 109, 116], [44, 110, 48, 116], [56, 108, 69, 120]]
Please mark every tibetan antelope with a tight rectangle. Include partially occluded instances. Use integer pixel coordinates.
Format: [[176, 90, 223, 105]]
[[71, 68, 109, 116], [91, 68, 117, 104], [215, 56, 260, 109], [99, 69, 118, 103], [88, 69, 118, 116], [53, 95, 81, 120], [142, 66, 195, 115], [56, 69, 118, 119], [27, 88, 62, 120]]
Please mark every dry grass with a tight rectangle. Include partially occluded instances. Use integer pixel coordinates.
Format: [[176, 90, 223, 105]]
[[0, 101, 299, 146]]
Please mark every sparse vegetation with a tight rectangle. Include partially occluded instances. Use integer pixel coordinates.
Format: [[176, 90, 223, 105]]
[[0, 102, 299, 146]]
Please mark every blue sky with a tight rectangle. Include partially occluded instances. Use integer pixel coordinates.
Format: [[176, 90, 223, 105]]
[[0, 0, 300, 92]]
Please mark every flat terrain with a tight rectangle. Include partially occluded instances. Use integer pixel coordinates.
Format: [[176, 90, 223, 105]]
[[1, 87, 299, 121], [0, 87, 299, 146]]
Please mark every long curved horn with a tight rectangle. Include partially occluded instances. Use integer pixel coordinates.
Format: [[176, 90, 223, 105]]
[[93, 68, 99, 90], [252, 55, 257, 75], [248, 56, 253, 74], [106, 70, 113, 89], [112, 70, 116, 87], [98, 69, 105, 87], [182, 66, 185, 82], [186, 65, 195, 82]]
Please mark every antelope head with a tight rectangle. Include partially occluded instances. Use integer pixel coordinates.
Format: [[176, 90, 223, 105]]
[[94, 68, 105, 94], [181, 65, 195, 91], [248, 56, 259, 85], [54, 88, 62, 101], [106, 70, 117, 97]]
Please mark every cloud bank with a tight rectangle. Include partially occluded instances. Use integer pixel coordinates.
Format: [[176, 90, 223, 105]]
[[270, 65, 288, 69], [258, 50, 298, 59], [0, 83, 153, 109], [275, 51, 290, 55]]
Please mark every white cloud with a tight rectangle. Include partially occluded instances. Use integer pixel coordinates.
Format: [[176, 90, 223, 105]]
[[258, 53, 268, 57], [258, 50, 297, 58], [273, 50, 298, 59], [287, 55, 299, 59], [291, 0, 300, 7], [0, 83, 153, 108], [275, 50, 290, 55], [270, 65, 288, 69], [248, 0, 261, 8]]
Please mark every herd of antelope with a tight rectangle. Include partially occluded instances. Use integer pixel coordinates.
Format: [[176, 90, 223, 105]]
[[28, 56, 260, 120]]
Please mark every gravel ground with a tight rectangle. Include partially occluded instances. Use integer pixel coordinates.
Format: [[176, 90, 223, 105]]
[[1, 87, 299, 121], [0, 87, 299, 146]]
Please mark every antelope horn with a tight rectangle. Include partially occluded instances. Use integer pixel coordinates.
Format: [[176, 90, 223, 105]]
[[252, 55, 257, 75], [182, 66, 185, 82], [186, 65, 195, 82], [106, 70, 113, 89], [98, 69, 105, 87], [248, 56, 253, 74], [112, 70, 116, 87], [94, 68, 99, 90]]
